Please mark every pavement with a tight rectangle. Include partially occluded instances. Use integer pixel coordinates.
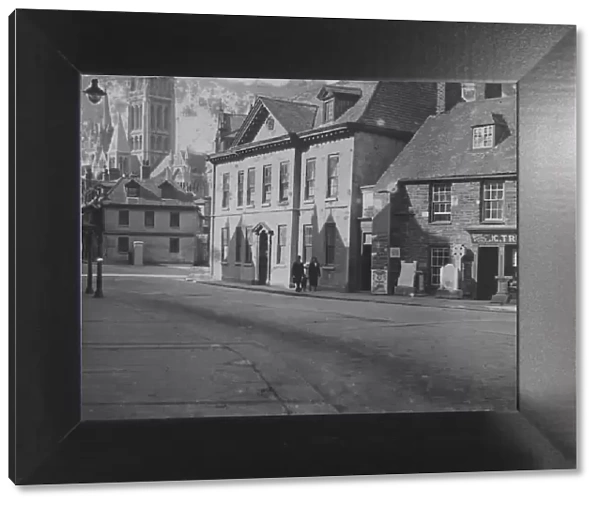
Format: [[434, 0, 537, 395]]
[[83, 262, 516, 313], [82, 266, 517, 421]]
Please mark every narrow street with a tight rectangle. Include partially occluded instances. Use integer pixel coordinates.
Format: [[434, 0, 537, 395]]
[[82, 272, 517, 420]]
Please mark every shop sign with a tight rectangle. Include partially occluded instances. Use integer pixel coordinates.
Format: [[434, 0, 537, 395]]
[[471, 232, 517, 244]]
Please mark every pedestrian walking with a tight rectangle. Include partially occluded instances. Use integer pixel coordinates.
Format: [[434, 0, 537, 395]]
[[301, 262, 308, 292], [308, 257, 321, 292], [291, 255, 305, 293]]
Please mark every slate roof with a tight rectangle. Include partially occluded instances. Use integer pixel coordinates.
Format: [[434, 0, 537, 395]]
[[374, 96, 517, 191], [226, 113, 246, 134], [259, 97, 318, 133], [103, 176, 196, 208], [213, 81, 442, 158]]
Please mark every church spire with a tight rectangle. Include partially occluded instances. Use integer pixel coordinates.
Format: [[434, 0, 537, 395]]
[[102, 90, 112, 129], [108, 113, 130, 154]]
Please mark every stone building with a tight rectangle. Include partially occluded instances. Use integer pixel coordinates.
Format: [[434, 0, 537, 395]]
[[368, 83, 517, 299], [127, 77, 177, 170], [97, 175, 202, 265], [208, 81, 455, 291]]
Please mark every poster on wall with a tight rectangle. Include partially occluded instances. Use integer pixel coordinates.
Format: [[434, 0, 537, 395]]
[[371, 269, 388, 294]]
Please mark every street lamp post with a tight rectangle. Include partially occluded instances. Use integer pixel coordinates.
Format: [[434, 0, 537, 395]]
[[85, 231, 94, 294], [82, 78, 107, 298], [94, 257, 104, 298]]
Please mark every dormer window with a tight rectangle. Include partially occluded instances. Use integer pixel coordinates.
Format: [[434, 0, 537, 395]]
[[472, 125, 495, 149], [266, 117, 275, 130], [324, 100, 335, 123], [125, 182, 140, 197], [317, 85, 362, 123]]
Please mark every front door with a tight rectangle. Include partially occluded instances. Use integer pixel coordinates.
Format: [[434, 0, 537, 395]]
[[258, 232, 269, 285], [476, 246, 499, 300], [361, 233, 372, 291]]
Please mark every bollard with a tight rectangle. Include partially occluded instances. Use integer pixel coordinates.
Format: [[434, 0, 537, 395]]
[[85, 237, 94, 294], [94, 258, 104, 298]]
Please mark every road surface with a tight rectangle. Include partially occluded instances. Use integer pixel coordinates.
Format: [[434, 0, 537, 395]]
[[82, 275, 517, 420]]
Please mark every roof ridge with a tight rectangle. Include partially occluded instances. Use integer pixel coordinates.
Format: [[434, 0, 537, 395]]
[[259, 96, 318, 109]]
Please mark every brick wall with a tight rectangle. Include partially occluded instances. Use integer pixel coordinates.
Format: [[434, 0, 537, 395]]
[[384, 177, 517, 291]]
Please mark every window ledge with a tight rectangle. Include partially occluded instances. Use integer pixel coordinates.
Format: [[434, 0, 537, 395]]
[[279, 200, 290, 206], [243, 263, 253, 267], [262, 203, 272, 208], [220, 261, 228, 265], [325, 197, 338, 203], [481, 220, 506, 224], [246, 204, 255, 209], [303, 199, 315, 205], [322, 265, 336, 271], [430, 221, 452, 225]]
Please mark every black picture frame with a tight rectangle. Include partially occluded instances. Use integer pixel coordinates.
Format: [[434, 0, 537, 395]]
[[9, 9, 577, 485]]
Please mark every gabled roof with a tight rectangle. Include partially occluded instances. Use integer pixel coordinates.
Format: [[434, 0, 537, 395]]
[[107, 114, 130, 154], [231, 96, 318, 147], [103, 176, 196, 207], [259, 97, 318, 134], [374, 96, 517, 191], [211, 81, 442, 159]]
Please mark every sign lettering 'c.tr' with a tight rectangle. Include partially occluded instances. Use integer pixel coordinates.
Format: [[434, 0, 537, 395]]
[[471, 233, 517, 244]]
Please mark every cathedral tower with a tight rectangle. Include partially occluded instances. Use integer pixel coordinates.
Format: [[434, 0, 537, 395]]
[[127, 77, 177, 170]]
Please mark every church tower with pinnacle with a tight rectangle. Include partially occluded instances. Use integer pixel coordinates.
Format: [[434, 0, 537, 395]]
[[127, 77, 177, 172]]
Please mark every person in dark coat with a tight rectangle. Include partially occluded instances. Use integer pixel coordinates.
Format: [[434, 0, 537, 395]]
[[291, 255, 305, 293], [308, 257, 321, 292]]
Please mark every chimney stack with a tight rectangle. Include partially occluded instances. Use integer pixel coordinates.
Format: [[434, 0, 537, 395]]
[[435, 83, 446, 115], [436, 83, 465, 114], [142, 163, 152, 180]]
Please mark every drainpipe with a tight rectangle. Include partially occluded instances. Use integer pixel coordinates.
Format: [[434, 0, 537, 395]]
[[209, 158, 217, 279], [289, 133, 303, 287]]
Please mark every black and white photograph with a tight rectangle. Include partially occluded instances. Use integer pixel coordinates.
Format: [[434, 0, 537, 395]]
[[8, 4, 580, 490], [81, 76, 518, 420]]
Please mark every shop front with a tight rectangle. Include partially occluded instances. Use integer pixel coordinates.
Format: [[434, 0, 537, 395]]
[[468, 229, 517, 302]]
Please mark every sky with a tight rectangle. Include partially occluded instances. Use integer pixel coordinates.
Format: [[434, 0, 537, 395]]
[[81, 76, 340, 154]]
